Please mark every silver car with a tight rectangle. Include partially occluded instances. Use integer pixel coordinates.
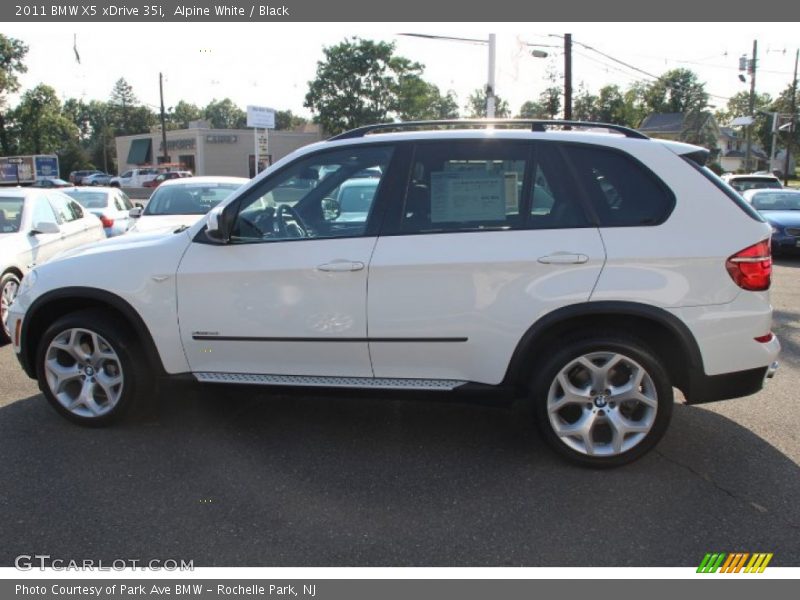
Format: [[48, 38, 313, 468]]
[[62, 187, 137, 237]]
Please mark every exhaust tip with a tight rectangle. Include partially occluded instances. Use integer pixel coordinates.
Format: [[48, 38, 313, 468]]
[[766, 361, 779, 379]]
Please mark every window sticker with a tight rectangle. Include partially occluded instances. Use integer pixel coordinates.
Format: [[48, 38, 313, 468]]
[[430, 172, 505, 222]]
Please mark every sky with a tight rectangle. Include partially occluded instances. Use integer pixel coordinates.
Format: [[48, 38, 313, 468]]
[[7, 22, 800, 119]]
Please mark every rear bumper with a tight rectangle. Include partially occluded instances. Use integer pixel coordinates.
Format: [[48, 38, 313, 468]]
[[685, 362, 777, 404]]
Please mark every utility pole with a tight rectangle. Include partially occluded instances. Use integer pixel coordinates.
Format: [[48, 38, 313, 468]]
[[159, 72, 169, 164], [564, 33, 572, 120], [486, 34, 497, 118], [784, 49, 798, 186], [745, 40, 757, 172]]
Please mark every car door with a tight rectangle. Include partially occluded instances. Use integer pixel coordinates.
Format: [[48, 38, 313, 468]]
[[176, 144, 398, 379], [367, 140, 607, 386], [47, 192, 93, 248], [23, 194, 65, 269]]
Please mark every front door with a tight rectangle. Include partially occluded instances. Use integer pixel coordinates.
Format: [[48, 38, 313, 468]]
[[177, 143, 397, 378]]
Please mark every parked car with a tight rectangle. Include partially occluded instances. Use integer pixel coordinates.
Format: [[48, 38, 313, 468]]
[[30, 178, 73, 188], [62, 187, 137, 237], [7, 120, 780, 468], [110, 167, 160, 188], [742, 189, 800, 255], [128, 176, 247, 234], [329, 177, 378, 223], [0, 187, 105, 342], [142, 171, 192, 189], [721, 173, 783, 192], [68, 170, 102, 185], [82, 172, 113, 186]]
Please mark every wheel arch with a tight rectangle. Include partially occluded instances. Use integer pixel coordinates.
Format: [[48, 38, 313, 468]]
[[503, 301, 704, 399], [19, 287, 166, 379]]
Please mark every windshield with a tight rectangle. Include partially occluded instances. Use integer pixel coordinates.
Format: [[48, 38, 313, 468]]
[[63, 189, 109, 209], [0, 196, 24, 233], [144, 183, 242, 216], [729, 177, 781, 192], [751, 192, 800, 211]]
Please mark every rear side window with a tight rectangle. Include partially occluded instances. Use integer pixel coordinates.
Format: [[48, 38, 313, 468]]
[[400, 141, 527, 233], [529, 145, 590, 229], [563, 145, 674, 227]]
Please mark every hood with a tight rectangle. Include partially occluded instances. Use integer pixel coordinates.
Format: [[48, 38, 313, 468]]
[[131, 214, 203, 234], [51, 229, 189, 263], [761, 211, 800, 228]]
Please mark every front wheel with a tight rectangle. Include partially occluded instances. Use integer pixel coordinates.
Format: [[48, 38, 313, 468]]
[[36, 310, 151, 426], [0, 271, 21, 345], [531, 333, 673, 468]]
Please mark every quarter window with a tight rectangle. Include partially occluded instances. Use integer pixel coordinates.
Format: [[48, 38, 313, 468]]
[[562, 145, 673, 227]]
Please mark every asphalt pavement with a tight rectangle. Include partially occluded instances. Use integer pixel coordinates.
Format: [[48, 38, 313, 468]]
[[1, 261, 798, 567]]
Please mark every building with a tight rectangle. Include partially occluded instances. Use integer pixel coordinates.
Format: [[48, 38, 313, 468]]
[[115, 121, 323, 178], [716, 126, 769, 173]]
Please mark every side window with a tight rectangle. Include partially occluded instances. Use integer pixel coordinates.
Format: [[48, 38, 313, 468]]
[[121, 171, 133, 178], [118, 192, 134, 210], [30, 197, 58, 226], [48, 194, 77, 223], [400, 142, 527, 234], [529, 145, 590, 229], [230, 145, 394, 243], [563, 145, 674, 227], [68, 200, 84, 220]]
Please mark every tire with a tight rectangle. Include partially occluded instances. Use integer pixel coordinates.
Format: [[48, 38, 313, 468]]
[[531, 332, 673, 468], [0, 271, 21, 346], [35, 310, 152, 426]]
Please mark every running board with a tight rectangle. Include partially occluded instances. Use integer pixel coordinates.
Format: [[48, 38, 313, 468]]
[[194, 372, 467, 390]]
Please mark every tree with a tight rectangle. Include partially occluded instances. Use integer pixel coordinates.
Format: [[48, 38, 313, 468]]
[[168, 100, 203, 129], [517, 100, 548, 119], [466, 88, 510, 118], [643, 68, 709, 114], [396, 76, 459, 120], [0, 34, 29, 154], [715, 90, 773, 152], [204, 98, 246, 129], [572, 84, 599, 121], [11, 84, 77, 155], [304, 37, 425, 134], [274, 109, 308, 131], [539, 87, 561, 119]]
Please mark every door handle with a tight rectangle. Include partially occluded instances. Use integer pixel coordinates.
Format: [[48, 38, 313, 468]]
[[538, 252, 590, 265], [316, 260, 365, 272]]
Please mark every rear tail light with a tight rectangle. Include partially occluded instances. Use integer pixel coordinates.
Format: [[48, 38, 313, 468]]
[[726, 239, 772, 291], [99, 215, 114, 228], [754, 332, 774, 343]]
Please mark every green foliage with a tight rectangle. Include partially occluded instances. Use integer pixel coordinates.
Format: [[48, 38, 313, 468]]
[[305, 37, 447, 133], [168, 100, 204, 129], [0, 34, 29, 154], [466, 88, 510, 118], [643, 68, 709, 114], [204, 98, 246, 129], [274, 109, 309, 131], [10, 84, 77, 155]]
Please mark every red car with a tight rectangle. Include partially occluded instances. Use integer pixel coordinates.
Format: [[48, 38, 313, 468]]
[[143, 171, 192, 189]]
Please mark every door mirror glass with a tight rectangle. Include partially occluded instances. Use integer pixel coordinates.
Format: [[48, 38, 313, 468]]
[[31, 221, 60, 235], [321, 198, 341, 221]]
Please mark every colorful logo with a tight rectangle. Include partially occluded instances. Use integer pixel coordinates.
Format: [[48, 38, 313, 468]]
[[697, 552, 773, 573]]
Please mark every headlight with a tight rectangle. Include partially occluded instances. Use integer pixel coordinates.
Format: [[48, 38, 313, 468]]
[[18, 269, 38, 295]]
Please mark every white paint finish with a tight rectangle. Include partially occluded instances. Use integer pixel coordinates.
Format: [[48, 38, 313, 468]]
[[176, 237, 377, 377], [367, 229, 606, 384], [668, 292, 780, 375], [10, 231, 194, 373], [591, 140, 773, 307]]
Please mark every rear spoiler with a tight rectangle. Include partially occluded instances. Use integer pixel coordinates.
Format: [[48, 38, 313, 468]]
[[657, 139, 710, 166]]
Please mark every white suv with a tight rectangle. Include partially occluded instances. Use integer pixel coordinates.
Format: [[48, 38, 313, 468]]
[[6, 120, 780, 467]]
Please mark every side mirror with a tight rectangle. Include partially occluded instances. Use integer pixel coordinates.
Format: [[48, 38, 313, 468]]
[[321, 198, 341, 221], [205, 205, 230, 243], [31, 221, 60, 235], [128, 207, 143, 218]]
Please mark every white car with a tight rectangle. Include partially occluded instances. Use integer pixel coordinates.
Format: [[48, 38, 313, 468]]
[[128, 176, 248, 234], [7, 120, 780, 468], [110, 167, 160, 188], [62, 187, 137, 237], [721, 172, 783, 193], [0, 187, 105, 342]]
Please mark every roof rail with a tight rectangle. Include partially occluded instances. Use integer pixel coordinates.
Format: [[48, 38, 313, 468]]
[[327, 119, 649, 141]]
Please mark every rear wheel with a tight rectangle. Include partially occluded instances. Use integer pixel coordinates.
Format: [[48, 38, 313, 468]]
[[36, 310, 151, 426], [0, 272, 21, 344], [531, 333, 673, 468]]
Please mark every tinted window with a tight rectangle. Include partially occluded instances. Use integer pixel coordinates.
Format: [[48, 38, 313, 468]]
[[564, 145, 673, 227], [529, 145, 590, 229], [751, 191, 800, 211], [0, 196, 24, 233], [400, 142, 527, 234], [231, 145, 393, 243]]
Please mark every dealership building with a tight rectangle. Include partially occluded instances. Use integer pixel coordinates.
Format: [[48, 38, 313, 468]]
[[115, 121, 323, 178]]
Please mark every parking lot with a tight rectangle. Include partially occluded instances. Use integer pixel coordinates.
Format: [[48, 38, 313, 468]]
[[0, 260, 798, 568]]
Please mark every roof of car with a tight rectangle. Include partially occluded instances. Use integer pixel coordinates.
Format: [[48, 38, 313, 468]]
[[155, 176, 249, 189]]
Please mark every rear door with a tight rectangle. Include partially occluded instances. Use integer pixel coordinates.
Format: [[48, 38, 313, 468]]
[[367, 139, 606, 385]]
